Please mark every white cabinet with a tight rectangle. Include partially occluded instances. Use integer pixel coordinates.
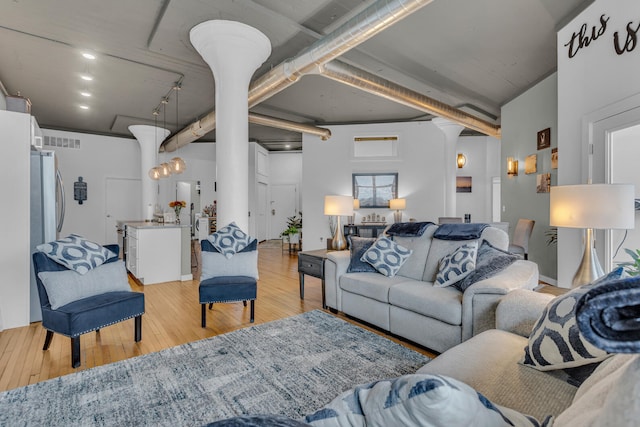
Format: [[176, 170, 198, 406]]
[[125, 224, 182, 285]]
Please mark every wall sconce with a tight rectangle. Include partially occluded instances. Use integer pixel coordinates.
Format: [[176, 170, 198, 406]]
[[507, 157, 518, 176], [456, 153, 466, 168]]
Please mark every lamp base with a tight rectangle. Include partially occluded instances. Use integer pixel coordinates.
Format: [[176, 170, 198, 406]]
[[572, 228, 605, 288], [331, 216, 347, 250], [393, 211, 403, 223]]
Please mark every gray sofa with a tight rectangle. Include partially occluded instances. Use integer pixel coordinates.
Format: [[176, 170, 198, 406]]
[[324, 224, 539, 353]]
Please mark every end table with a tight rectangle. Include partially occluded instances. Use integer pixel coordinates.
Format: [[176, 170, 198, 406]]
[[297, 249, 332, 308]]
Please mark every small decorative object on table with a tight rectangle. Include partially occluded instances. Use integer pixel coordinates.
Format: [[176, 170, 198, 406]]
[[169, 200, 186, 223]]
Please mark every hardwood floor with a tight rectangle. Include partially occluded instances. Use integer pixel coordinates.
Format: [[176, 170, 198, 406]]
[[0, 241, 435, 392]]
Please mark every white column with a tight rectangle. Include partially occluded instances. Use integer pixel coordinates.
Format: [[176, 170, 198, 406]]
[[432, 118, 464, 217], [190, 20, 271, 231], [129, 125, 170, 221]]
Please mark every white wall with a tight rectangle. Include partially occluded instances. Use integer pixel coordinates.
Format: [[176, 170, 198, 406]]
[[270, 151, 303, 212], [302, 120, 499, 250], [42, 129, 217, 245], [501, 73, 558, 280], [557, 0, 640, 286]]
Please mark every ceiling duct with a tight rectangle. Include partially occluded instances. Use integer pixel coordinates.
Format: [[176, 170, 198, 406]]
[[161, 0, 433, 152], [320, 60, 501, 138], [249, 113, 331, 140]]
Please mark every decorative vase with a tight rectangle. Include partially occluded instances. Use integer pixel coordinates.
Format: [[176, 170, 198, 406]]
[[174, 206, 182, 223]]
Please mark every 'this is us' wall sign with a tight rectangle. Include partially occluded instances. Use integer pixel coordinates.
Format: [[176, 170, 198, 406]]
[[565, 13, 639, 59]]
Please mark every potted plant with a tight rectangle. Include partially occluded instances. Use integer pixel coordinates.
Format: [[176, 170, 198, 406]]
[[618, 248, 640, 276], [281, 213, 302, 244]]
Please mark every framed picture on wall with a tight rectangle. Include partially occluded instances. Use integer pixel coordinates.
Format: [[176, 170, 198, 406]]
[[456, 176, 472, 193], [536, 173, 551, 193], [551, 148, 558, 169], [537, 128, 551, 150], [525, 154, 537, 174], [352, 172, 398, 208]]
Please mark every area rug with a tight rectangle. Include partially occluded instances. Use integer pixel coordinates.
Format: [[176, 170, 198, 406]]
[[0, 310, 429, 426]]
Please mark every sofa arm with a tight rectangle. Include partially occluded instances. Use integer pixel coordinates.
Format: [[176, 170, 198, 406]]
[[495, 289, 554, 338], [461, 260, 538, 341], [324, 251, 350, 310]]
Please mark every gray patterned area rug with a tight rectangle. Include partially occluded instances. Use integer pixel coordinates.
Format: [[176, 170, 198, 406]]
[[0, 310, 429, 426]]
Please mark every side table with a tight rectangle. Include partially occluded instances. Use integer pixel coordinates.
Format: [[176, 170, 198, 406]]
[[297, 249, 332, 308]]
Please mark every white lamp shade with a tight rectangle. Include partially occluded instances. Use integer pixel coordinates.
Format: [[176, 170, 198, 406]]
[[389, 198, 406, 210], [324, 195, 353, 216], [550, 184, 635, 229]]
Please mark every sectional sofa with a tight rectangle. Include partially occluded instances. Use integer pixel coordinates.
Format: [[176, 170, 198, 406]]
[[324, 223, 539, 353]]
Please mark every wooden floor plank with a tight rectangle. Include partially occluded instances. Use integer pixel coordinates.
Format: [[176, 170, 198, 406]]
[[0, 241, 435, 392]]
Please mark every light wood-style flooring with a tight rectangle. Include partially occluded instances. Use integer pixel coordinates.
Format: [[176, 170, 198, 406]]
[[0, 241, 435, 393]]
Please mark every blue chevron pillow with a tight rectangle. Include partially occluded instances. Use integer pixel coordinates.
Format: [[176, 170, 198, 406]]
[[521, 268, 626, 372], [36, 234, 116, 275], [208, 222, 252, 259], [434, 242, 478, 288]]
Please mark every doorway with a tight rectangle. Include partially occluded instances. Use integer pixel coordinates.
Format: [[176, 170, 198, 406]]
[[105, 177, 141, 245], [270, 184, 298, 240]]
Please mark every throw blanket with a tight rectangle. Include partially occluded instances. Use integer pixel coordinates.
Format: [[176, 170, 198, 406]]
[[386, 221, 433, 237], [433, 223, 489, 240], [576, 275, 640, 353]]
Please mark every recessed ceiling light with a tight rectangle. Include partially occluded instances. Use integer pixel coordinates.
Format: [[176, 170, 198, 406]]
[[82, 52, 96, 60], [79, 105, 89, 110], [285, 144, 291, 149], [80, 74, 93, 81], [80, 91, 91, 97]]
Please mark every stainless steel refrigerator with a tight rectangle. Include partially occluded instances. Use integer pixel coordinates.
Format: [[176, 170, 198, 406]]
[[29, 149, 65, 322]]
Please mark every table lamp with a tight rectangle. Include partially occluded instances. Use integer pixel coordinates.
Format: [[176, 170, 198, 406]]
[[389, 198, 406, 223], [324, 195, 354, 250], [550, 183, 634, 287]]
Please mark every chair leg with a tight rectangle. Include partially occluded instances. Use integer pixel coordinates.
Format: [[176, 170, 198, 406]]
[[43, 330, 54, 351], [71, 337, 81, 369], [250, 300, 255, 323], [134, 315, 142, 342], [243, 301, 247, 307], [201, 304, 207, 328], [208, 303, 213, 310], [524, 254, 528, 260]]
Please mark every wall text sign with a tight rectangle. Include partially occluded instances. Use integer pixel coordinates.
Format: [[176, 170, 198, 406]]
[[565, 13, 639, 58]]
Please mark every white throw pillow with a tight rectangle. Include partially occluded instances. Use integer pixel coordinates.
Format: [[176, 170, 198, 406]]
[[434, 241, 478, 288], [201, 250, 259, 281], [37, 260, 131, 309], [305, 374, 547, 427]]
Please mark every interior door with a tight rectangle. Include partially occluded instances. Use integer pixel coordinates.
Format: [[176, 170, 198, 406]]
[[257, 182, 268, 242], [270, 184, 297, 240], [105, 177, 141, 245]]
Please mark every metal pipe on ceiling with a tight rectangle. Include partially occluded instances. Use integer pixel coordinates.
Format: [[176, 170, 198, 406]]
[[319, 60, 502, 138], [161, 0, 433, 152]]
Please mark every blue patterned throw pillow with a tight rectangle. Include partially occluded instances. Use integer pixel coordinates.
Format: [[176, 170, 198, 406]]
[[36, 234, 116, 275], [360, 237, 412, 277], [208, 222, 253, 259], [522, 268, 627, 372], [434, 242, 478, 288], [305, 374, 548, 427]]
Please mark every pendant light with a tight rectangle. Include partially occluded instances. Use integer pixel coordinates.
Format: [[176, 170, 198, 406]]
[[148, 108, 162, 181], [170, 83, 186, 174]]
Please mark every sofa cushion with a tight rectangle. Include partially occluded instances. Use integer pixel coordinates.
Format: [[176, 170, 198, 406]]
[[417, 329, 577, 420], [340, 273, 408, 303], [36, 234, 116, 275], [553, 354, 640, 427], [305, 373, 547, 427], [360, 237, 412, 277], [435, 242, 478, 288], [455, 240, 518, 292], [389, 281, 463, 325], [390, 224, 437, 280], [521, 269, 627, 372], [346, 236, 377, 273]]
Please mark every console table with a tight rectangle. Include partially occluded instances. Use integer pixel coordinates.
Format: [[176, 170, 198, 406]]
[[297, 249, 332, 308], [344, 224, 388, 238]]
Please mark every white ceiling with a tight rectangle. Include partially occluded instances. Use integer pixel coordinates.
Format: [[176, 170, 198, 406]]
[[0, 0, 592, 150]]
